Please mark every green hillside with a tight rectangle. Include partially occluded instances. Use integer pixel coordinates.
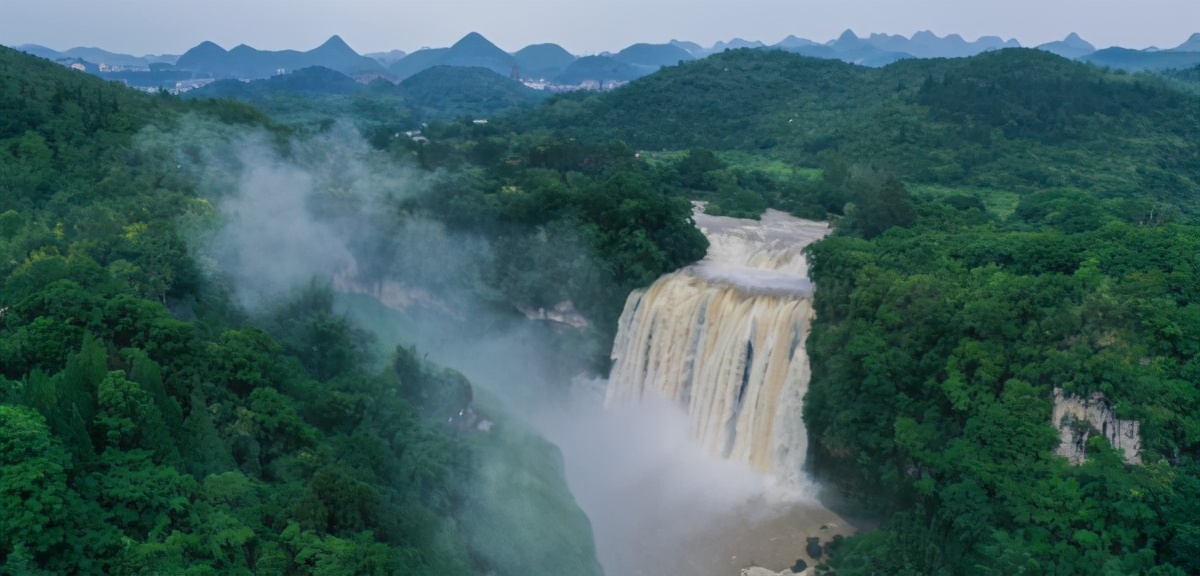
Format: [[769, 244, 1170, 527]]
[[387, 48, 449, 81], [612, 42, 695, 67], [1165, 63, 1200, 92], [513, 43, 576, 79], [186, 65, 547, 142], [195, 66, 362, 99], [523, 48, 1200, 213], [0, 45, 601, 575], [1083, 47, 1200, 72], [554, 55, 649, 84], [398, 66, 548, 117], [387, 33, 518, 81]]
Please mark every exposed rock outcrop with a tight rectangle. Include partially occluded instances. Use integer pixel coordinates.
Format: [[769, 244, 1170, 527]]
[[332, 261, 454, 316], [1053, 388, 1141, 465], [516, 300, 589, 328]]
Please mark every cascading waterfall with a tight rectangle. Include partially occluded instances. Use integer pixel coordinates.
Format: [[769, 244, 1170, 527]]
[[606, 209, 830, 483]]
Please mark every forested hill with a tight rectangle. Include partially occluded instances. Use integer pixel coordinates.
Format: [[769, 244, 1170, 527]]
[[1166, 63, 1200, 92], [0, 46, 602, 574], [185, 65, 549, 144], [522, 48, 1200, 213]]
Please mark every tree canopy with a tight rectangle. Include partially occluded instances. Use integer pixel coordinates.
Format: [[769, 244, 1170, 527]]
[[0, 46, 603, 575]]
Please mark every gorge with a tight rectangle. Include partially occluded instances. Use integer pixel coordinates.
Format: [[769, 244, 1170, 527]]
[[539, 208, 853, 575]]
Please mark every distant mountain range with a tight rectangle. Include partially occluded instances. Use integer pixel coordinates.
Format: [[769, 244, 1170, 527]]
[[389, 32, 516, 80], [674, 29, 1198, 71], [1036, 33, 1096, 60], [513, 43, 576, 79], [184, 64, 549, 122], [1083, 47, 1200, 72], [174, 35, 385, 78], [1074, 32, 1200, 71], [553, 56, 643, 84], [12, 44, 179, 67], [365, 49, 407, 66], [9, 29, 1200, 91]]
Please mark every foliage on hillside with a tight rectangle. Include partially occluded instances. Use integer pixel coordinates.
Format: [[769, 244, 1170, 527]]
[[786, 128, 1200, 574], [398, 66, 548, 119], [1164, 64, 1200, 95], [1082, 48, 1200, 73], [0, 46, 604, 575], [517, 48, 1200, 215], [189, 63, 707, 370], [553, 56, 647, 84], [381, 118, 709, 366], [185, 65, 548, 143]]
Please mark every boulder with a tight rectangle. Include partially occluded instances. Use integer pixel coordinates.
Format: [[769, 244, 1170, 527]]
[[805, 536, 823, 560]]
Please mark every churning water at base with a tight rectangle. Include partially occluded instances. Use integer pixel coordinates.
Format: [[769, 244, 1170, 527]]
[[606, 209, 830, 483], [537, 388, 852, 576]]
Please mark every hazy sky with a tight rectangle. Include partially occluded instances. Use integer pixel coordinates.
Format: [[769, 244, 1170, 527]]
[[1, 0, 1196, 56]]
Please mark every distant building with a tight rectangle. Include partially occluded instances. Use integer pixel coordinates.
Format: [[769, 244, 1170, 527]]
[[524, 79, 628, 93], [171, 78, 216, 94]]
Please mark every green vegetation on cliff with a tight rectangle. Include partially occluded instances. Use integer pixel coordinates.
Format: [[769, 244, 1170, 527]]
[[807, 194, 1200, 574]]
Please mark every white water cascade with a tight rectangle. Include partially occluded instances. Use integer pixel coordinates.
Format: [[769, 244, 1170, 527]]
[[606, 208, 830, 483]]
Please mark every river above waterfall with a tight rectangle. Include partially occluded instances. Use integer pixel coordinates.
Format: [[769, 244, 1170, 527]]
[[691, 210, 827, 297]]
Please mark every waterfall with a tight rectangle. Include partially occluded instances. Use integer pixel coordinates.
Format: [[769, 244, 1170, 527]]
[[606, 209, 830, 482]]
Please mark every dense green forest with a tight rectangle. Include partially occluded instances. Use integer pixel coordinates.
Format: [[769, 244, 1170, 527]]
[[516, 48, 1200, 218], [1165, 63, 1200, 94], [805, 175, 1200, 574], [0, 46, 617, 574]]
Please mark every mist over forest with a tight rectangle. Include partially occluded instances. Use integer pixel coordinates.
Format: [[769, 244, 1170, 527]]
[[2, 16, 1200, 576]]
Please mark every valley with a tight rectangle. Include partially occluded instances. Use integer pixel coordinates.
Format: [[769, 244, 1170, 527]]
[[2, 13, 1200, 575]]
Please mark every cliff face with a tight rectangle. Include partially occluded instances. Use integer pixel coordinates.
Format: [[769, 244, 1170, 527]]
[[1053, 388, 1141, 465]]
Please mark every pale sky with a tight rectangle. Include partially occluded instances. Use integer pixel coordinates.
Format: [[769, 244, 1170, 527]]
[[1, 0, 1196, 56]]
